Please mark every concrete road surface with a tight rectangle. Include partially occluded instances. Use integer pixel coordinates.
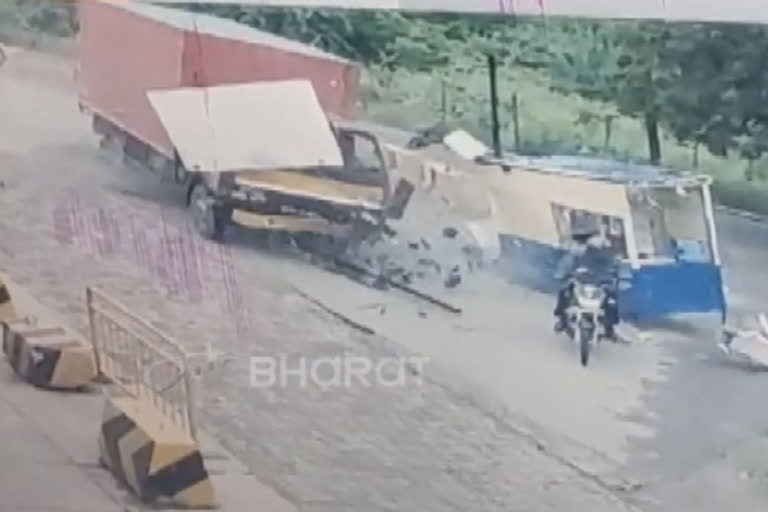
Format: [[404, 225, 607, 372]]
[[1, 46, 768, 511]]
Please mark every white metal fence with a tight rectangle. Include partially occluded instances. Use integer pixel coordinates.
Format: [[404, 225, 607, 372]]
[[86, 287, 197, 439]]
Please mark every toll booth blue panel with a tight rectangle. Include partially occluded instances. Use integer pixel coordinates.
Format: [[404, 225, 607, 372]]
[[498, 234, 726, 323], [618, 261, 726, 322]]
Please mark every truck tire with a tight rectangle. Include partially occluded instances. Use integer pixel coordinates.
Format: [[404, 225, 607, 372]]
[[190, 184, 228, 241]]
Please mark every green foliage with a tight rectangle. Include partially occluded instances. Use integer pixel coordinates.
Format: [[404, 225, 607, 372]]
[[0, 0, 77, 38], [659, 23, 768, 162]]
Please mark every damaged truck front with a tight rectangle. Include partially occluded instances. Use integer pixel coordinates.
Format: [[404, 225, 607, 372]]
[[77, 0, 412, 248], [148, 80, 412, 245]]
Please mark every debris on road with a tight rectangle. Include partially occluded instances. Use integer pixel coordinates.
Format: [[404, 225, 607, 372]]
[[759, 312, 768, 337], [417, 257, 442, 275], [360, 303, 387, 315], [720, 313, 768, 369], [444, 270, 462, 289], [615, 323, 652, 344], [443, 226, 459, 239]]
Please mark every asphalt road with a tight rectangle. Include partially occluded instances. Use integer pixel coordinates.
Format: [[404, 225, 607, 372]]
[[1, 46, 768, 511]]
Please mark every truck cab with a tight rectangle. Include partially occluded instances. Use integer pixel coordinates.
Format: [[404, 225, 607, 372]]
[[148, 83, 414, 247]]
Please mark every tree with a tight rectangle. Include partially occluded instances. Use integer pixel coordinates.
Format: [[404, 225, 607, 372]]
[[0, 0, 78, 39], [659, 23, 768, 168], [547, 21, 676, 164]]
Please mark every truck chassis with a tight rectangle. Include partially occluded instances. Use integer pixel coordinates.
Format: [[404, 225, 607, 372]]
[[89, 112, 411, 252]]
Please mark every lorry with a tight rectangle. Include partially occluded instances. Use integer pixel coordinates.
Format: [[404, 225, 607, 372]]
[[77, 0, 413, 247]]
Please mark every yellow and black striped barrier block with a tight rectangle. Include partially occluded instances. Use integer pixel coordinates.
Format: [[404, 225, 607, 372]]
[[98, 394, 217, 509], [2, 321, 97, 390]]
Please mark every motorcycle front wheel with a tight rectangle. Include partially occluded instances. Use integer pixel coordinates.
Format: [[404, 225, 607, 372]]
[[579, 325, 593, 367]]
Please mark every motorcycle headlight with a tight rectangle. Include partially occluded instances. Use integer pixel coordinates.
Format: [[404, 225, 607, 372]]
[[577, 284, 603, 301]]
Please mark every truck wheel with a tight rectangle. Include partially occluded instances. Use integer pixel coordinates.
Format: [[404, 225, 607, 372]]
[[190, 184, 227, 241]]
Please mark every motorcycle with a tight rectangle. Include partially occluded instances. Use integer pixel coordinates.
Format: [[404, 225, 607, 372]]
[[563, 267, 611, 366]]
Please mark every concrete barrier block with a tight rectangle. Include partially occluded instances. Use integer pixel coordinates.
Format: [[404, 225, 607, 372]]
[[98, 395, 216, 509], [2, 321, 97, 389]]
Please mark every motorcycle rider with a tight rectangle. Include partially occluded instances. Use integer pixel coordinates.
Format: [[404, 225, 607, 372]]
[[553, 215, 619, 341]]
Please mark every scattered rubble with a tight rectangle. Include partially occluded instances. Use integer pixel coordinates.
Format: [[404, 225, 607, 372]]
[[360, 303, 387, 315], [348, 215, 491, 297], [417, 257, 442, 275], [615, 323, 652, 345], [444, 269, 462, 289], [720, 312, 768, 368], [372, 276, 388, 290]]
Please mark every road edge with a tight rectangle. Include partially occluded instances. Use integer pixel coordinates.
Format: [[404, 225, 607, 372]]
[[715, 205, 768, 223]]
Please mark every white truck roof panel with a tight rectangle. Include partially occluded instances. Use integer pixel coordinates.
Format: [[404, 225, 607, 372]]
[[147, 80, 344, 172]]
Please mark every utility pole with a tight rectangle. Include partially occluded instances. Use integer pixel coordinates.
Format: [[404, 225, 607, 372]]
[[511, 93, 520, 152], [440, 79, 447, 121], [487, 54, 502, 158]]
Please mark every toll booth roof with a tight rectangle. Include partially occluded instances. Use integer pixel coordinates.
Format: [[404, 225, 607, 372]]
[[410, 127, 707, 187], [108, 0, 352, 64], [488, 154, 709, 187]]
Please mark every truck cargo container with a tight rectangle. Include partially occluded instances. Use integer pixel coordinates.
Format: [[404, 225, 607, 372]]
[[77, 0, 412, 244]]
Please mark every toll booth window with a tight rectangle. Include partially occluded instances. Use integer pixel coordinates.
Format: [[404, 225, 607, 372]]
[[629, 187, 712, 262], [551, 204, 628, 258], [603, 215, 628, 258]]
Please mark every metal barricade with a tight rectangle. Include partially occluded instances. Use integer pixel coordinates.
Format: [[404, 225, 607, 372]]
[[86, 287, 197, 440]]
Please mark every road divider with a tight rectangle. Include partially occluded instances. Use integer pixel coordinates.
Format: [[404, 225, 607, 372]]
[[0, 275, 215, 507], [0, 272, 97, 389], [87, 287, 216, 508], [99, 393, 216, 508], [2, 321, 97, 389]]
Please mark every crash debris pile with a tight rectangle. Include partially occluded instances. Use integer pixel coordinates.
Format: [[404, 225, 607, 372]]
[[339, 126, 500, 297], [352, 204, 488, 295]]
